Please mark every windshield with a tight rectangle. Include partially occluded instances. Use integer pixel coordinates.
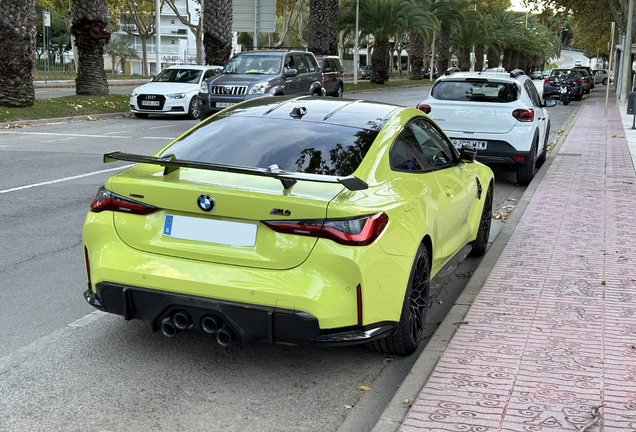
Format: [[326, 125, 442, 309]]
[[432, 81, 519, 103], [223, 55, 282, 75], [153, 69, 202, 83], [160, 116, 378, 177]]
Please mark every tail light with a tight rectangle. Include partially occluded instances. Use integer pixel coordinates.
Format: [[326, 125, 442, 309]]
[[84, 246, 92, 286], [513, 156, 527, 162], [90, 186, 157, 215], [512, 108, 534, 122], [263, 212, 388, 246], [416, 103, 431, 114], [573, 79, 581, 84], [544, 78, 553, 84]]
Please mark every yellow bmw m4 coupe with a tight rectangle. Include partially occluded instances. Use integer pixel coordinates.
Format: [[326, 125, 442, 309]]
[[82, 96, 494, 355]]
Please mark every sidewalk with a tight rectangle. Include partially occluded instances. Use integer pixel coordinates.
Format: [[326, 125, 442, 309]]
[[383, 87, 636, 431]]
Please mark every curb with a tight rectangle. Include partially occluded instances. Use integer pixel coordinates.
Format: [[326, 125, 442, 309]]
[[1, 112, 128, 129], [366, 99, 585, 432]]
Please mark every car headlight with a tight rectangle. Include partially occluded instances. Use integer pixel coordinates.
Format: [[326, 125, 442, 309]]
[[248, 81, 270, 95], [200, 82, 208, 93], [131, 91, 139, 97], [166, 93, 186, 99]]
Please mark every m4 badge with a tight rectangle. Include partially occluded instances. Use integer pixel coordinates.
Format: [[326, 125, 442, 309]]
[[270, 208, 291, 216]]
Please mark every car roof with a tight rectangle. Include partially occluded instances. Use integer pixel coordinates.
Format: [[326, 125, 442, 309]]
[[437, 70, 526, 83], [235, 50, 310, 56], [165, 64, 222, 70]]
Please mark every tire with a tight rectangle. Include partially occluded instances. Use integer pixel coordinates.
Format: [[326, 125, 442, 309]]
[[562, 93, 570, 106], [469, 185, 492, 257], [133, 113, 149, 118], [187, 97, 200, 120], [334, 83, 344, 98], [366, 244, 430, 356], [517, 140, 537, 186], [536, 123, 549, 167], [585, 87, 590, 94], [603, 78, 608, 85]]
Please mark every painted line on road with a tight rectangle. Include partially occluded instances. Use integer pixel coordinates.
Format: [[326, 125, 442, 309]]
[[149, 125, 178, 130], [41, 137, 79, 143], [0, 164, 134, 194], [103, 130, 131, 135], [0, 131, 132, 139]]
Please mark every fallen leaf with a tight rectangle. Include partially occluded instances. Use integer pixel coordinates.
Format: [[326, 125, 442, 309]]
[[404, 399, 410, 404], [357, 385, 371, 392], [507, 198, 518, 202], [601, 280, 606, 285], [437, 300, 443, 304], [345, 405, 353, 409], [381, 357, 393, 364]]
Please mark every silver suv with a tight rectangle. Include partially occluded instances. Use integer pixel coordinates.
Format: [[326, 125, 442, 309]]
[[197, 50, 325, 120]]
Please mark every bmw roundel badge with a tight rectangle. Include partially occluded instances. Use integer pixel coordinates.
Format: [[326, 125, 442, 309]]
[[197, 194, 215, 212]]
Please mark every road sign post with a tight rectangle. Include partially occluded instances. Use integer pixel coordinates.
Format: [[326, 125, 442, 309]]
[[43, 11, 50, 84]]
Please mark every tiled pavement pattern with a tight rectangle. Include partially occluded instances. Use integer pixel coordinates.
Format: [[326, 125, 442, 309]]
[[400, 89, 636, 431]]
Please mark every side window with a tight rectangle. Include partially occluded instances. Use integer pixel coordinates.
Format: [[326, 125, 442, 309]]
[[389, 126, 429, 172], [409, 118, 457, 170], [305, 54, 318, 72], [293, 54, 308, 74], [285, 55, 294, 70], [335, 58, 343, 71], [525, 81, 542, 107]]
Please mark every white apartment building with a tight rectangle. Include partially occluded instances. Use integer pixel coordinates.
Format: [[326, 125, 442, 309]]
[[114, 0, 239, 75]]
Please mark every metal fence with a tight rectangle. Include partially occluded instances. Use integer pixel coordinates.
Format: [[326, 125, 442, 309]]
[[33, 57, 76, 74]]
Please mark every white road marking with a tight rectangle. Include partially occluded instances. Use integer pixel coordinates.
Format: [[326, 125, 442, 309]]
[[41, 137, 79, 143], [0, 164, 134, 194], [0, 131, 173, 140], [104, 130, 131, 135], [149, 125, 178, 130]]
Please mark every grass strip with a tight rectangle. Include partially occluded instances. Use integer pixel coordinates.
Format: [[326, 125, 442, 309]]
[[0, 95, 130, 123]]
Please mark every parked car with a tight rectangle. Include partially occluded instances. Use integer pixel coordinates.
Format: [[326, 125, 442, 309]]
[[482, 67, 506, 73], [82, 96, 494, 356], [544, 68, 589, 101], [361, 65, 372, 79], [574, 59, 582, 66], [531, 70, 542, 80], [316, 55, 344, 97], [416, 69, 557, 185], [542, 70, 550, 79], [574, 66, 594, 90], [421, 67, 438, 79], [129, 65, 222, 119], [593, 69, 613, 85], [197, 50, 325, 120]]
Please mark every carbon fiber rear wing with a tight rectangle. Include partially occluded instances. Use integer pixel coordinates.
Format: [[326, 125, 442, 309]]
[[104, 151, 368, 191]]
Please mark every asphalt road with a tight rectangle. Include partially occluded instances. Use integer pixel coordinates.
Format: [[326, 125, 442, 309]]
[[0, 85, 582, 431]]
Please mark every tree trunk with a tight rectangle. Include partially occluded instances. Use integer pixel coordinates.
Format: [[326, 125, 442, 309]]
[[486, 45, 499, 68], [70, 0, 109, 96], [475, 45, 485, 71], [457, 47, 470, 71], [307, 0, 338, 55], [140, 36, 148, 76], [503, 48, 512, 71], [408, 31, 424, 80], [203, 0, 233, 65], [371, 39, 390, 84], [0, 0, 36, 107], [438, 23, 451, 71]]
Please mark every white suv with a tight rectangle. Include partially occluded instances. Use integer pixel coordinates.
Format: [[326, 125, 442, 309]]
[[130, 65, 222, 119], [416, 69, 556, 185]]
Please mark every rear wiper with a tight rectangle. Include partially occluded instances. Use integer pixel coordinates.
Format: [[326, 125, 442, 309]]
[[103, 151, 368, 191]]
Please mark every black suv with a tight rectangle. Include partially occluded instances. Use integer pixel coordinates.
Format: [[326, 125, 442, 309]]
[[197, 50, 325, 120]]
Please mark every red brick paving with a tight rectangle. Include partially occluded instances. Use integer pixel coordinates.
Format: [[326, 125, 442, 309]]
[[399, 90, 636, 431]]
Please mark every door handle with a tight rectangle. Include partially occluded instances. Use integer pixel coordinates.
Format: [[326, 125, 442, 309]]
[[444, 186, 454, 198]]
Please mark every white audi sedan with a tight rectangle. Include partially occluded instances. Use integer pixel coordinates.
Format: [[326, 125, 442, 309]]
[[416, 69, 556, 185], [130, 65, 222, 119]]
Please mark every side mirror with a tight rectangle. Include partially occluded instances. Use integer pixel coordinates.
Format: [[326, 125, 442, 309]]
[[460, 144, 477, 162], [285, 68, 298, 77], [544, 98, 557, 107]]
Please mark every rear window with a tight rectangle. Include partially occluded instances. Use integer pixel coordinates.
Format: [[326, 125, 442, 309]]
[[161, 116, 379, 176], [432, 81, 519, 103], [550, 69, 577, 78]]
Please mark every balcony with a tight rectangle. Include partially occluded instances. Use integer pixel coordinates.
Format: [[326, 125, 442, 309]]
[[160, 26, 189, 36]]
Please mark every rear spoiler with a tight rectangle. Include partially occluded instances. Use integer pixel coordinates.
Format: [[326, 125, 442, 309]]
[[104, 151, 368, 191]]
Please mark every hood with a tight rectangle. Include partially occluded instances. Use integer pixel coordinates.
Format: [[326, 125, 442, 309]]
[[133, 82, 198, 95], [209, 74, 278, 86]]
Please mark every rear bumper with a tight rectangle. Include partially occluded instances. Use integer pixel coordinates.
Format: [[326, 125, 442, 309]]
[[83, 282, 396, 347]]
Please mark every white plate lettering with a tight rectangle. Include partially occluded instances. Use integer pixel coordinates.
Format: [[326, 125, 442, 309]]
[[216, 102, 235, 108], [141, 100, 160, 106], [163, 215, 257, 247], [452, 139, 487, 151]]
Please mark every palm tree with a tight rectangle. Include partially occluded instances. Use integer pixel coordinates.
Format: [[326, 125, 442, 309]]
[[104, 36, 139, 74], [202, 0, 233, 65], [0, 0, 36, 107], [341, 0, 412, 84], [451, 10, 484, 71], [70, 0, 110, 95], [307, 0, 339, 55], [431, 0, 471, 71], [406, 0, 438, 80]]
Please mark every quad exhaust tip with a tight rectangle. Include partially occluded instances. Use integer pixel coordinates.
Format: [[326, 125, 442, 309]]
[[200, 314, 223, 335], [161, 312, 237, 346], [216, 327, 236, 347]]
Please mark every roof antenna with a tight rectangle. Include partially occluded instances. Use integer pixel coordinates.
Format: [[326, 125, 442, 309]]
[[290, 106, 307, 119]]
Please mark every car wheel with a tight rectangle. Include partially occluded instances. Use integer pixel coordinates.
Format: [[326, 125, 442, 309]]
[[536, 123, 549, 167], [366, 244, 429, 355], [517, 140, 537, 186], [469, 185, 492, 257], [133, 113, 149, 118], [603, 78, 608, 85], [335, 83, 344, 98], [187, 97, 200, 120]]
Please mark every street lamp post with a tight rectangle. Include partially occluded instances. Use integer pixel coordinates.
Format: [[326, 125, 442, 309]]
[[354, 0, 359, 85], [156, 0, 162, 75]]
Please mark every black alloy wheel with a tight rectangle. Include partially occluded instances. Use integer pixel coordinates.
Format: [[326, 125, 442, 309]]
[[335, 83, 344, 98], [366, 244, 430, 355], [469, 186, 492, 257]]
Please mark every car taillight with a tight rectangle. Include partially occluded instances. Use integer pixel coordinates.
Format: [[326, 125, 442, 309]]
[[416, 103, 431, 114], [573, 79, 581, 84], [262, 212, 388, 246], [512, 108, 534, 122], [84, 246, 91, 286], [90, 186, 157, 215], [544, 78, 553, 84]]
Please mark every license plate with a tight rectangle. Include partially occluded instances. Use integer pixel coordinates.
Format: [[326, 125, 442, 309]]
[[141, 100, 160, 106], [163, 215, 257, 247], [560, 87, 568, 93], [216, 102, 235, 108], [452, 139, 487, 151]]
